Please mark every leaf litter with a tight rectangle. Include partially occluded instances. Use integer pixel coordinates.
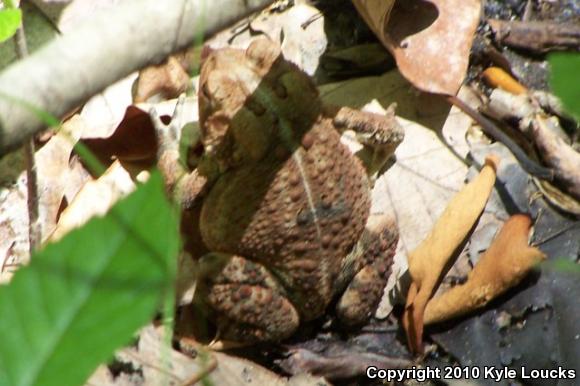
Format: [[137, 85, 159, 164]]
[[0, 0, 578, 384]]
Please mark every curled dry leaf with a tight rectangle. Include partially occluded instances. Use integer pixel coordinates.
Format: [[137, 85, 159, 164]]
[[35, 115, 88, 241], [352, 0, 480, 95], [80, 73, 138, 138], [423, 214, 546, 325], [482, 67, 527, 95], [82, 105, 158, 163], [403, 155, 499, 354], [206, 3, 327, 76], [48, 161, 135, 242], [251, 3, 327, 75], [134, 52, 194, 103], [87, 325, 329, 386]]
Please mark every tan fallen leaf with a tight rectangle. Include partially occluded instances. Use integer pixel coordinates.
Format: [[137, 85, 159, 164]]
[[49, 160, 135, 242], [272, 3, 327, 75], [0, 184, 25, 283], [134, 53, 193, 103], [352, 0, 480, 95], [0, 115, 91, 280], [36, 115, 89, 241], [423, 214, 546, 325], [403, 155, 499, 354], [207, 3, 326, 75], [82, 106, 159, 164], [86, 325, 330, 386], [80, 73, 138, 139]]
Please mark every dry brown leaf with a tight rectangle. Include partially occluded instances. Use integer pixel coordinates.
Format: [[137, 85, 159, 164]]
[[207, 3, 326, 75], [352, 0, 480, 95], [1, 115, 92, 280], [134, 54, 192, 103], [86, 325, 329, 386], [0, 117, 85, 278], [402, 155, 499, 354], [80, 73, 137, 138], [49, 161, 135, 242], [251, 4, 327, 75], [35, 115, 88, 241], [83, 98, 199, 167], [423, 214, 546, 324], [0, 183, 26, 283], [82, 106, 158, 164]]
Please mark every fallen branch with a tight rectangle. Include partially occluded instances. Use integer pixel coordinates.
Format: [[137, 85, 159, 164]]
[[488, 19, 580, 53], [0, 0, 273, 155]]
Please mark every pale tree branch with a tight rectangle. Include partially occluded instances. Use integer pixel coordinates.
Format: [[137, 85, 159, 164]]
[[0, 0, 274, 155]]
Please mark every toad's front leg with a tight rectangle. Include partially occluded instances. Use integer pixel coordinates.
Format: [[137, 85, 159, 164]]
[[199, 253, 300, 342], [326, 104, 404, 181], [150, 95, 208, 209]]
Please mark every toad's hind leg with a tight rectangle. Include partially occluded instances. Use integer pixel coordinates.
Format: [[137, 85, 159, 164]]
[[335, 214, 398, 326], [199, 253, 299, 342]]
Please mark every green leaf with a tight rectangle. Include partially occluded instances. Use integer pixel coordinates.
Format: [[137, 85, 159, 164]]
[[547, 258, 580, 274], [0, 171, 179, 386], [549, 53, 580, 120], [0, 8, 21, 43]]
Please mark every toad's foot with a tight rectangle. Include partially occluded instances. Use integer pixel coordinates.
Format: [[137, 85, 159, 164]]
[[336, 213, 398, 325], [200, 253, 299, 342]]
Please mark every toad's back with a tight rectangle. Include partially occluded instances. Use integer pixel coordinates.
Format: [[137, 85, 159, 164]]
[[199, 118, 370, 319], [197, 39, 371, 319]]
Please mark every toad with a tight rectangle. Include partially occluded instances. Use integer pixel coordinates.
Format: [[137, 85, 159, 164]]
[[153, 38, 404, 342]]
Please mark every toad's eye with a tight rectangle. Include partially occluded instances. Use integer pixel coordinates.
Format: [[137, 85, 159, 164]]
[[245, 98, 266, 116], [273, 82, 288, 99]]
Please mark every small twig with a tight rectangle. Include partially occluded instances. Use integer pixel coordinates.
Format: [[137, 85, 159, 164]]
[[488, 19, 580, 53], [447, 95, 555, 181], [122, 349, 184, 383], [177, 336, 218, 386], [12, 7, 41, 252]]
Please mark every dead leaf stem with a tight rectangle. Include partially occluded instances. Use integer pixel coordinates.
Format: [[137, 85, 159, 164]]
[[448, 95, 554, 181], [12, 12, 41, 252]]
